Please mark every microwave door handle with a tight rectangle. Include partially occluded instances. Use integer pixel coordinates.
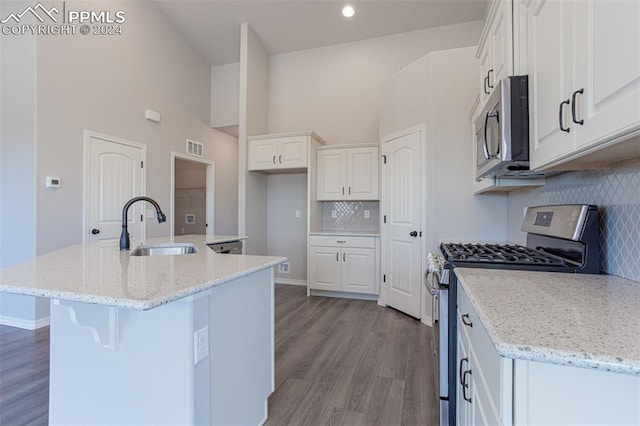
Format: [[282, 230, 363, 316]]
[[483, 110, 499, 159]]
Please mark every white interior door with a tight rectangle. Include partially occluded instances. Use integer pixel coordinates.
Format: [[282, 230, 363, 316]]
[[86, 133, 144, 246], [382, 130, 423, 318]]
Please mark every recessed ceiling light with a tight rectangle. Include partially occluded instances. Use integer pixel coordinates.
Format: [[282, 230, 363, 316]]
[[342, 5, 355, 18]]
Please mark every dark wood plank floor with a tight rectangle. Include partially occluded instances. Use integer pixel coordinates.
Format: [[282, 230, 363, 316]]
[[0, 325, 49, 425], [267, 285, 439, 426], [0, 285, 438, 425]]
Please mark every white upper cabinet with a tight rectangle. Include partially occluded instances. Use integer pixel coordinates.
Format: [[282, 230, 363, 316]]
[[477, 0, 517, 104], [527, 0, 640, 170], [317, 145, 379, 200], [248, 132, 325, 172]]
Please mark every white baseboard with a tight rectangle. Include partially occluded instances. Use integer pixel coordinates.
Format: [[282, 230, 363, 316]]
[[0, 315, 50, 330], [274, 278, 307, 286], [421, 316, 433, 327]]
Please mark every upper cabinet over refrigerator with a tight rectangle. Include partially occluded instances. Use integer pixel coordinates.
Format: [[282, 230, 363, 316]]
[[526, 0, 640, 170]]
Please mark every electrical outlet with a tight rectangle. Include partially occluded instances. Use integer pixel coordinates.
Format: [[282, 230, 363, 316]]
[[331, 210, 337, 218], [278, 262, 290, 274], [364, 210, 370, 219], [194, 326, 209, 364]]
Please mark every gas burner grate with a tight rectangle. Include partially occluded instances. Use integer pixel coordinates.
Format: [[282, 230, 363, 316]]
[[441, 243, 567, 267]]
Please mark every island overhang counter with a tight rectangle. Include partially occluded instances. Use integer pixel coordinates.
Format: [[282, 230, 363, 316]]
[[0, 235, 286, 425]]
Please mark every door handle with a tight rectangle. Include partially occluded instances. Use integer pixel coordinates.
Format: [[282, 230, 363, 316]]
[[409, 231, 418, 237], [483, 110, 499, 159], [571, 88, 584, 125], [91, 228, 100, 235], [559, 99, 571, 133]]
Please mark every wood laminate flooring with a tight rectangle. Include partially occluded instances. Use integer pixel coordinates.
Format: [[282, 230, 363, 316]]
[[0, 285, 438, 425], [267, 285, 439, 426]]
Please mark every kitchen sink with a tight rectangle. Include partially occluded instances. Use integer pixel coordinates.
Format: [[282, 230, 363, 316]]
[[130, 243, 199, 256]]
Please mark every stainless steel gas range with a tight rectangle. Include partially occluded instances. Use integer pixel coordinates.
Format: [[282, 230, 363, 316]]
[[429, 204, 601, 426]]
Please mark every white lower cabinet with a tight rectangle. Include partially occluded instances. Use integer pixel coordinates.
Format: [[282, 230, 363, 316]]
[[457, 283, 513, 426], [308, 235, 378, 295], [457, 281, 640, 426]]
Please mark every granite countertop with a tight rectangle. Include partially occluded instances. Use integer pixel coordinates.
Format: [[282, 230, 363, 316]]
[[309, 231, 380, 237], [0, 235, 285, 311], [455, 268, 640, 375]]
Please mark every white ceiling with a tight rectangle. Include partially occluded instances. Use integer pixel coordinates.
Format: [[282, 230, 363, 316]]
[[153, 0, 488, 67]]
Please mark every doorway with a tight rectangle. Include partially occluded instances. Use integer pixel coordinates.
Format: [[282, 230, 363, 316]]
[[170, 153, 214, 237], [84, 131, 146, 246], [380, 126, 425, 319]]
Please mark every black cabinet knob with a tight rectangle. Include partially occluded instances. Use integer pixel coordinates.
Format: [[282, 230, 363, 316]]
[[409, 230, 418, 237], [91, 229, 100, 235]]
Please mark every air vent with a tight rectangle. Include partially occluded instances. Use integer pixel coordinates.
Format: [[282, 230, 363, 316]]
[[186, 139, 203, 157]]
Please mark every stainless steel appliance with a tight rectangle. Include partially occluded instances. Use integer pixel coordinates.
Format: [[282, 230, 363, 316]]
[[431, 204, 601, 426], [207, 240, 243, 254], [475, 75, 536, 179]]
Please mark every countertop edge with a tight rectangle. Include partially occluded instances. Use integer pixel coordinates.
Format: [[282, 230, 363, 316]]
[[455, 269, 640, 376], [0, 256, 286, 311]]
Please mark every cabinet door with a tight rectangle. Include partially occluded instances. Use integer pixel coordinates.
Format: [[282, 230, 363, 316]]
[[347, 147, 379, 200], [489, 0, 513, 88], [527, 0, 575, 169], [308, 246, 341, 291], [248, 139, 278, 171], [573, 0, 640, 151], [317, 149, 347, 200], [277, 135, 308, 169], [457, 327, 471, 426], [341, 248, 375, 294], [478, 43, 492, 106]]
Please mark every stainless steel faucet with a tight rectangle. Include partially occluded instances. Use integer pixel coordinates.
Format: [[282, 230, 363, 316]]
[[120, 197, 167, 250]]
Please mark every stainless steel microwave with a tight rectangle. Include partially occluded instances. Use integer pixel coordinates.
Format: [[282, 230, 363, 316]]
[[475, 75, 533, 179]]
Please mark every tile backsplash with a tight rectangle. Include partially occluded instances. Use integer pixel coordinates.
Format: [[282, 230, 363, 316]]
[[322, 201, 380, 232], [508, 159, 640, 281]]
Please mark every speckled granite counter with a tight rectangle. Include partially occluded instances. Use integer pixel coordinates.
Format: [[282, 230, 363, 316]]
[[0, 235, 285, 310], [455, 268, 640, 375]]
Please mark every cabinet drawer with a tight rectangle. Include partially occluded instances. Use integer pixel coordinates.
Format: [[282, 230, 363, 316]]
[[308, 235, 376, 248], [457, 282, 512, 425]]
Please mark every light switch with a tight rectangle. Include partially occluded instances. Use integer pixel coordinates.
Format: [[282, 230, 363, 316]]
[[45, 176, 61, 188], [331, 210, 337, 218], [364, 210, 370, 219], [295, 210, 301, 218], [146, 209, 154, 219]]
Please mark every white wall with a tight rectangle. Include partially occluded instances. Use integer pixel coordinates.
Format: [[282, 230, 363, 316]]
[[379, 46, 508, 252], [0, 1, 44, 328], [267, 174, 308, 282], [268, 21, 483, 145], [34, 1, 231, 254], [211, 62, 240, 129], [0, 0, 238, 326], [239, 24, 270, 255]]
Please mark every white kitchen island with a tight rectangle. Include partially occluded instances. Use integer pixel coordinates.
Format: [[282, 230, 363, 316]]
[[0, 235, 286, 425]]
